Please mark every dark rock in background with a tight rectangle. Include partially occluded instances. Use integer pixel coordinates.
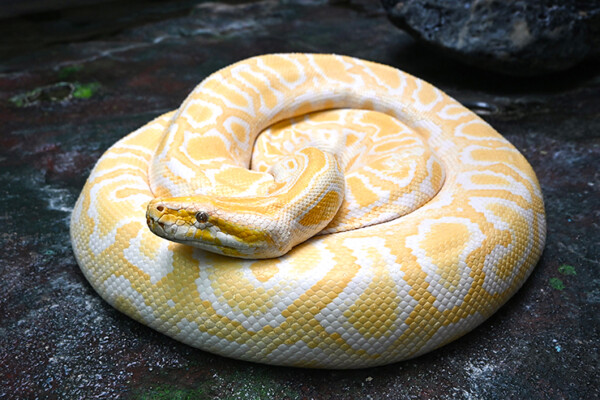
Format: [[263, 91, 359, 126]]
[[382, 0, 600, 76], [0, 0, 110, 18]]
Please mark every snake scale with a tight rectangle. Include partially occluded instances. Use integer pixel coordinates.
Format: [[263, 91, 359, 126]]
[[70, 54, 546, 368]]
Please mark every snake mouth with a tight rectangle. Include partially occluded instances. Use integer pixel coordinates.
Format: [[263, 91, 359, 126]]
[[170, 227, 263, 258], [146, 201, 265, 257]]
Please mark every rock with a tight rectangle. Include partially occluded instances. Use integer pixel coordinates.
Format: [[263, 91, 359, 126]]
[[381, 0, 600, 76], [0, 0, 111, 18]]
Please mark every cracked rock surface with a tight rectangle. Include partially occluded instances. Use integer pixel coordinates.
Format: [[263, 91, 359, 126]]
[[382, 0, 600, 76]]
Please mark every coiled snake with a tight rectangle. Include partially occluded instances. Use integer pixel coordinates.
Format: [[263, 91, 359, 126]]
[[70, 54, 546, 368]]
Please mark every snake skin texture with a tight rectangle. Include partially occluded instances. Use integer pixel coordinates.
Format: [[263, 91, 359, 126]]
[[70, 54, 546, 368]]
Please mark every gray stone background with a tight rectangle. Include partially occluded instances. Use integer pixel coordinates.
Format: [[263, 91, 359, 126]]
[[0, 0, 598, 399]]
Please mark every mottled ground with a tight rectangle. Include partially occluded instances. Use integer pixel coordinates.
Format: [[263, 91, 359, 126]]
[[0, 1, 598, 399]]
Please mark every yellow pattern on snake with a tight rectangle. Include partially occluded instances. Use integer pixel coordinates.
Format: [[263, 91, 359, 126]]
[[70, 54, 546, 368]]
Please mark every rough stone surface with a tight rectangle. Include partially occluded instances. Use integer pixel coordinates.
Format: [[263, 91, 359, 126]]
[[0, 0, 112, 18], [1, 0, 599, 398], [382, 0, 600, 76]]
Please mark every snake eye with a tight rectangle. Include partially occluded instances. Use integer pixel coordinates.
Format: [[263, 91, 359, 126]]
[[195, 211, 209, 224]]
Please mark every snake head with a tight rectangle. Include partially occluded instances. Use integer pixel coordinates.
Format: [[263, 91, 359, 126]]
[[145, 148, 345, 259], [146, 197, 279, 258]]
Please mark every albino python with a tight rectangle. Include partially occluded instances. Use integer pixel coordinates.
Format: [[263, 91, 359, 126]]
[[70, 54, 546, 368]]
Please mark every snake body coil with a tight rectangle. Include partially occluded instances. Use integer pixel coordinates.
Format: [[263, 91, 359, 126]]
[[71, 54, 546, 368]]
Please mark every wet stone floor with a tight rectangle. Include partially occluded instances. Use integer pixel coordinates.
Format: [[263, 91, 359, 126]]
[[0, 1, 598, 399]]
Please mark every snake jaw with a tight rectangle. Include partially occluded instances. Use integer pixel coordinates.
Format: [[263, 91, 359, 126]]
[[146, 198, 278, 258]]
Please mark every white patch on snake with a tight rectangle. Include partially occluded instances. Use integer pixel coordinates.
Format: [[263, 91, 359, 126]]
[[417, 181, 456, 212], [455, 120, 505, 142], [193, 240, 336, 332], [86, 178, 124, 252], [437, 103, 471, 120], [178, 98, 223, 130], [103, 275, 156, 325], [123, 231, 173, 284], [87, 217, 125, 257], [266, 340, 329, 366], [164, 157, 196, 182], [204, 81, 256, 117], [406, 216, 484, 312], [257, 54, 307, 90], [420, 156, 445, 197], [100, 151, 150, 169], [174, 318, 251, 358], [411, 80, 443, 112], [461, 145, 542, 202], [415, 119, 447, 151], [356, 58, 407, 96], [469, 197, 535, 295], [457, 170, 532, 203], [148, 128, 178, 197], [317, 237, 415, 356], [224, 116, 252, 152], [230, 62, 284, 115]]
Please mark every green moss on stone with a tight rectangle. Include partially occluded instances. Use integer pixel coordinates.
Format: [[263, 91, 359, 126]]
[[558, 264, 576, 276], [72, 82, 100, 99], [9, 81, 100, 107], [549, 277, 565, 291]]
